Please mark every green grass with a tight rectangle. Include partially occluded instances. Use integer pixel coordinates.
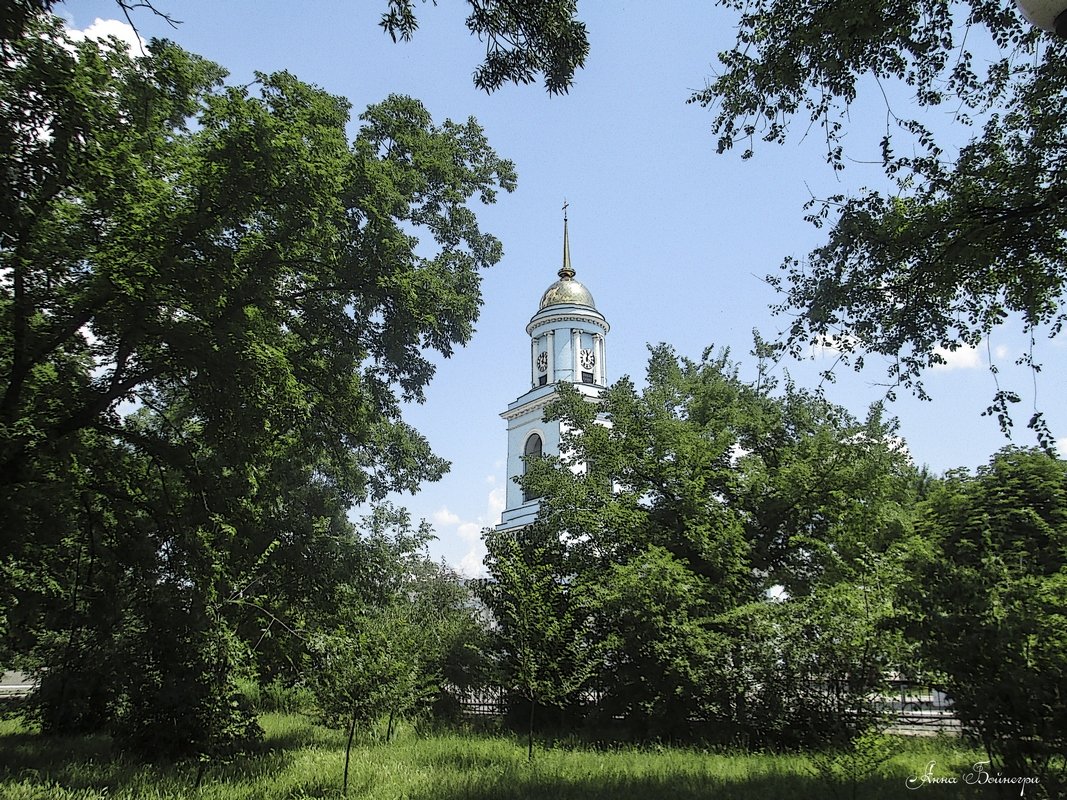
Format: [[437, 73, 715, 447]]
[[0, 713, 987, 799]]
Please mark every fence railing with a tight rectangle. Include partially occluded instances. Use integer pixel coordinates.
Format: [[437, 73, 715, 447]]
[[877, 679, 960, 734], [447, 679, 961, 734]]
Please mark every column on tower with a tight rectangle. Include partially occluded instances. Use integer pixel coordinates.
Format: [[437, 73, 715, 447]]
[[546, 329, 555, 382], [571, 329, 580, 380], [594, 333, 606, 385], [530, 336, 538, 388]]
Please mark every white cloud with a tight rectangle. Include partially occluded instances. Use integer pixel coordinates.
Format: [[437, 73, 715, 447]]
[[812, 335, 986, 371], [931, 343, 983, 371], [729, 442, 751, 466], [487, 486, 505, 520], [431, 506, 461, 527], [459, 547, 487, 579], [454, 486, 506, 575], [1057, 438, 1067, 458], [67, 18, 146, 55], [457, 522, 482, 542], [429, 485, 505, 579], [994, 344, 1010, 360], [887, 435, 912, 462]]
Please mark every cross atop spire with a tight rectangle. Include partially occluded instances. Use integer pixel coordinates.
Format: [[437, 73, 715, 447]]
[[559, 200, 575, 280]]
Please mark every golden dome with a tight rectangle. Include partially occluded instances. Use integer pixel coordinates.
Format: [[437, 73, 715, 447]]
[[539, 276, 595, 309]]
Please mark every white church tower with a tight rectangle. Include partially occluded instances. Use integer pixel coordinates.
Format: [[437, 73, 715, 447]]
[[496, 209, 610, 532]]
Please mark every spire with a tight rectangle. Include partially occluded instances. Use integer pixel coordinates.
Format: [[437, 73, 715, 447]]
[[559, 200, 575, 280]]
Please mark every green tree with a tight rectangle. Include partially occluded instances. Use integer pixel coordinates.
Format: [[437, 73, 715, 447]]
[[479, 523, 598, 759], [42, 2, 1067, 445], [694, 0, 1066, 445], [1, 11, 514, 758], [308, 504, 476, 794], [519, 344, 918, 745], [342, 504, 482, 737], [592, 544, 724, 740], [906, 448, 1067, 796], [310, 606, 427, 796]]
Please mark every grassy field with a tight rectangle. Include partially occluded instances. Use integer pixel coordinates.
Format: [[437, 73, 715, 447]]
[[0, 712, 988, 799]]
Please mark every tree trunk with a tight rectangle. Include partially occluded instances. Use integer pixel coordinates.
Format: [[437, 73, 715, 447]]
[[343, 706, 357, 796], [527, 698, 535, 761]]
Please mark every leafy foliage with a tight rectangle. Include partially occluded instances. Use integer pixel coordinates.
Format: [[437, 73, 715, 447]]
[[308, 505, 480, 792], [490, 344, 919, 746], [379, 0, 589, 95], [310, 505, 476, 732], [478, 523, 598, 758], [0, 10, 514, 759], [906, 448, 1067, 796], [696, 0, 1066, 444], [809, 726, 901, 800]]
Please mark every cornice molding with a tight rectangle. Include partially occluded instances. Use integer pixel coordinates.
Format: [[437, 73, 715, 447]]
[[501, 393, 555, 421], [527, 310, 609, 336], [501, 384, 604, 421]]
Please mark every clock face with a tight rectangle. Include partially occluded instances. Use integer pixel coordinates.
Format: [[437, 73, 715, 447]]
[[536, 351, 548, 373], [580, 348, 596, 370]]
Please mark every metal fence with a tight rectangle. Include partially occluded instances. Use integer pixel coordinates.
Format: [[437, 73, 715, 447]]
[[449, 679, 961, 735], [878, 679, 960, 735], [453, 685, 509, 717]]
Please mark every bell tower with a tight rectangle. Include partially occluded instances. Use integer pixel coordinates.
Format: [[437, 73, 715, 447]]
[[496, 208, 610, 531]]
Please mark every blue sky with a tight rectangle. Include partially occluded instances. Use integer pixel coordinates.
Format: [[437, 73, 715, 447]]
[[67, 2, 1067, 574]]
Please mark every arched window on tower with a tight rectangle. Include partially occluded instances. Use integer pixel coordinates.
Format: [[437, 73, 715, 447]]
[[522, 433, 543, 502]]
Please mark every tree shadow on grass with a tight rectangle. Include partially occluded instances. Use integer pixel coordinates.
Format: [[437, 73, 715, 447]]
[[257, 712, 341, 751], [0, 722, 302, 796], [0, 730, 186, 794]]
